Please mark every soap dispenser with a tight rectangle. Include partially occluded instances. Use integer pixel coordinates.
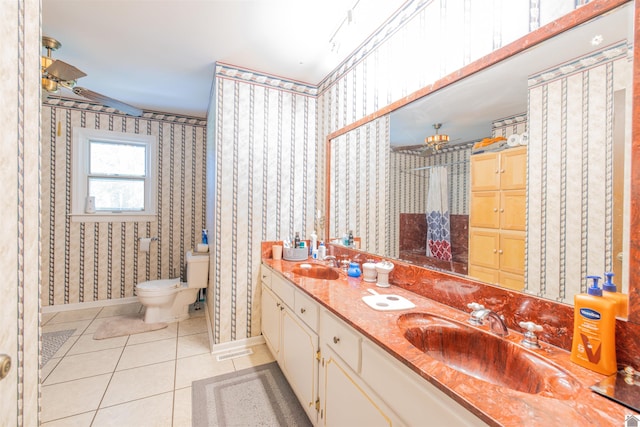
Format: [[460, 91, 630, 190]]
[[570, 275, 617, 375], [602, 272, 628, 318]]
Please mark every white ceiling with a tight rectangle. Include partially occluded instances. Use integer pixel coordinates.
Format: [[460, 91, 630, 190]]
[[390, 3, 633, 148], [42, 0, 406, 118]]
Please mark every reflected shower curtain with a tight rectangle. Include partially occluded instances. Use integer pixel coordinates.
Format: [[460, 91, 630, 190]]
[[426, 166, 452, 261]]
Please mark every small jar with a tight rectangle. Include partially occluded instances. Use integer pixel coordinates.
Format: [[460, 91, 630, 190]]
[[347, 262, 361, 278]]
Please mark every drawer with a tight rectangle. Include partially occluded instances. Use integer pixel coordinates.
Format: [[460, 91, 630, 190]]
[[271, 273, 295, 308], [261, 264, 272, 288], [294, 290, 319, 332], [321, 309, 361, 373]]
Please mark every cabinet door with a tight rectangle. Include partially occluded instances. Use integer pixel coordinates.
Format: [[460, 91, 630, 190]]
[[470, 191, 500, 228], [468, 265, 499, 285], [470, 152, 500, 191], [499, 271, 525, 291], [261, 285, 281, 356], [500, 190, 526, 231], [281, 307, 319, 424], [319, 346, 400, 427], [499, 231, 525, 275], [468, 229, 500, 270], [500, 147, 527, 190]]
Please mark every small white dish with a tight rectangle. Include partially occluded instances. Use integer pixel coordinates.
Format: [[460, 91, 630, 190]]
[[507, 134, 521, 147]]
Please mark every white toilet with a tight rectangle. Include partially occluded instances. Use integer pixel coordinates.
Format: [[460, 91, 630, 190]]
[[136, 250, 209, 323]]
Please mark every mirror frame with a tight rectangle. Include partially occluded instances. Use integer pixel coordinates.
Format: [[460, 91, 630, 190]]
[[325, 0, 640, 324]]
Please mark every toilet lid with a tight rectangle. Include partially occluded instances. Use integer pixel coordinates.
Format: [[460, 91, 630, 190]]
[[136, 278, 181, 290]]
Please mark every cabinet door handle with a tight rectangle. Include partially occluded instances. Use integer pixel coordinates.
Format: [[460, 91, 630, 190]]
[[500, 169, 505, 173], [276, 302, 281, 308], [300, 308, 306, 314], [499, 250, 503, 254], [333, 336, 340, 344], [493, 249, 497, 253], [493, 208, 498, 212], [500, 208, 504, 213]]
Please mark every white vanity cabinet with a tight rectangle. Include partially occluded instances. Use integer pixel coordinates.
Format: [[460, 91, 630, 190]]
[[260, 264, 320, 424], [318, 309, 403, 427], [261, 263, 485, 426]]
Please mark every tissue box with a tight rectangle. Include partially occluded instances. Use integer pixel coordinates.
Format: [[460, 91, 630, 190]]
[[283, 247, 308, 261]]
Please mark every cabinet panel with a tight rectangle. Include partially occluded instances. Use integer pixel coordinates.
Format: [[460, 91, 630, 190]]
[[470, 152, 500, 191], [321, 309, 361, 373], [468, 229, 500, 270], [261, 265, 272, 288], [500, 147, 527, 190], [295, 290, 319, 332], [281, 308, 319, 424], [500, 190, 526, 230], [271, 273, 295, 308], [499, 232, 525, 275], [499, 271, 525, 291], [470, 192, 500, 228], [468, 265, 500, 284], [320, 348, 399, 427], [261, 284, 281, 356]]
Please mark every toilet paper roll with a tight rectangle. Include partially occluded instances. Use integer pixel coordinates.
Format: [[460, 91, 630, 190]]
[[140, 238, 152, 252]]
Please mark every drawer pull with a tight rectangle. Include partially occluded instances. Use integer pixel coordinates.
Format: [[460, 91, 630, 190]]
[[333, 336, 340, 344], [280, 305, 285, 311], [276, 302, 281, 308], [300, 308, 306, 314]]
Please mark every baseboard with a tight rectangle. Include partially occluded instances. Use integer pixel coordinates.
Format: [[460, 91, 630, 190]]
[[210, 335, 266, 355], [42, 296, 140, 313]]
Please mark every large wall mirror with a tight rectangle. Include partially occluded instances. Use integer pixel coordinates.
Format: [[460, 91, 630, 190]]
[[327, 2, 635, 314]]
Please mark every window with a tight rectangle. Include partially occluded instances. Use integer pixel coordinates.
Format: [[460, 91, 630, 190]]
[[72, 128, 156, 221]]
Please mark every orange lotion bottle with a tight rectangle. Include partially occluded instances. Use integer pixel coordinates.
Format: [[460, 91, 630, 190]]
[[602, 272, 628, 318], [570, 275, 617, 375]]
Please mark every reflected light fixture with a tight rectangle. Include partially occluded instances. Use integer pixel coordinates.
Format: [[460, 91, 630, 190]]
[[425, 123, 450, 150]]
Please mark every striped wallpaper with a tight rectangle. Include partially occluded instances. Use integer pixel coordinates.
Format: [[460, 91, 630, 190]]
[[526, 42, 632, 303], [41, 100, 207, 306], [208, 64, 317, 344]]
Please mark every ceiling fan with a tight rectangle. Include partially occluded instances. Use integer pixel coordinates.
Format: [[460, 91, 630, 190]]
[[391, 123, 453, 156], [41, 36, 143, 117]]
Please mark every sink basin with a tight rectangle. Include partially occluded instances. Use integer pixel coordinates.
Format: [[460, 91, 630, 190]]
[[397, 312, 579, 399], [291, 263, 340, 280]]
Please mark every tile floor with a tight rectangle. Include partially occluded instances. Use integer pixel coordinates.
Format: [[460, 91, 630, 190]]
[[41, 302, 275, 427]]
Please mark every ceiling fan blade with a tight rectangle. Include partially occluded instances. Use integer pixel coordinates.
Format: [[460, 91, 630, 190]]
[[73, 87, 143, 117], [45, 60, 87, 82]]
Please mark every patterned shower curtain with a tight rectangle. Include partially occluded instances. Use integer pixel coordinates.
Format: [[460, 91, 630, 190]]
[[426, 166, 452, 261]]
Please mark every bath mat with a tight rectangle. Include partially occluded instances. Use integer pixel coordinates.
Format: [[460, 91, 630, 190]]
[[41, 329, 75, 367], [192, 361, 312, 427], [93, 314, 167, 340]]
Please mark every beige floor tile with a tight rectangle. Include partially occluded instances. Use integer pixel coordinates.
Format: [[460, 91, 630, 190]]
[[92, 392, 174, 427], [101, 360, 175, 407], [117, 338, 177, 370], [177, 332, 210, 358], [41, 311, 57, 326], [173, 386, 192, 427], [44, 347, 122, 385], [232, 343, 276, 371], [175, 352, 234, 389], [127, 322, 178, 345], [97, 302, 143, 318], [41, 411, 95, 427], [47, 308, 101, 324], [41, 374, 111, 422], [42, 319, 91, 336], [67, 334, 128, 355], [41, 357, 62, 382], [49, 334, 80, 360], [177, 315, 208, 336]]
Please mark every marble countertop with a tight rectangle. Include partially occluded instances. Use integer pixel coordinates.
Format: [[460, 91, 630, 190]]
[[262, 258, 637, 426]]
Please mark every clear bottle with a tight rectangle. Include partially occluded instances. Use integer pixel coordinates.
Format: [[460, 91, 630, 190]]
[[348, 230, 354, 247], [318, 242, 326, 260], [294, 232, 300, 248]]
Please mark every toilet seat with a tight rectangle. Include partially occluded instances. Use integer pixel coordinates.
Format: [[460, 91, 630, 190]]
[[136, 277, 180, 291]]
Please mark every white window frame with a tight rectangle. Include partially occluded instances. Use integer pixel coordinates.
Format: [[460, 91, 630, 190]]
[[72, 127, 157, 222]]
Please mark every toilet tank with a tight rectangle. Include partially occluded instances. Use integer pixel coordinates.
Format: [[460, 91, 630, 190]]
[[186, 251, 209, 288]]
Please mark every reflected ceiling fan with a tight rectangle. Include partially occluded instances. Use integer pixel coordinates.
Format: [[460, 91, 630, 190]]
[[41, 36, 143, 117], [391, 123, 454, 156]]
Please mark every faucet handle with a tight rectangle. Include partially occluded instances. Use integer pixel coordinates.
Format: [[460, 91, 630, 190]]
[[519, 321, 543, 349], [519, 321, 542, 332], [467, 302, 485, 312]]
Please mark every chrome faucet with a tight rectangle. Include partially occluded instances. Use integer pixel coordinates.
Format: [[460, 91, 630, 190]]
[[324, 255, 339, 268], [467, 303, 509, 337]]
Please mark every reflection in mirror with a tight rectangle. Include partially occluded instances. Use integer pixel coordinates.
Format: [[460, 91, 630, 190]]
[[328, 3, 633, 309]]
